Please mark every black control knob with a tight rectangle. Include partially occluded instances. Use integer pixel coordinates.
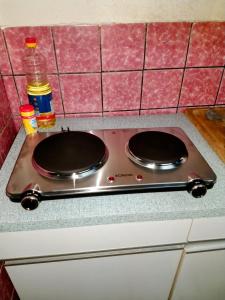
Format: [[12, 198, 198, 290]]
[[190, 183, 207, 198], [187, 179, 207, 198], [21, 192, 40, 210]]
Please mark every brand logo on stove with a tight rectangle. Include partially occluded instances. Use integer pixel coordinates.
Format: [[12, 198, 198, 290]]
[[115, 173, 133, 177]]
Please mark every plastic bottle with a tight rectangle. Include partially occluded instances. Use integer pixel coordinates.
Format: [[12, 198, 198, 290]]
[[20, 104, 38, 135], [23, 37, 56, 128]]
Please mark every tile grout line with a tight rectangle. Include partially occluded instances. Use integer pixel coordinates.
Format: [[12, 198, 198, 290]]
[[99, 25, 104, 117], [2, 30, 21, 110], [15, 103, 220, 117], [62, 104, 224, 116], [214, 67, 225, 105], [2, 102, 224, 119], [5, 64, 225, 77], [50, 27, 66, 117], [139, 23, 148, 116], [0, 117, 16, 159], [2, 31, 22, 104], [176, 22, 193, 113], [1, 31, 13, 76]]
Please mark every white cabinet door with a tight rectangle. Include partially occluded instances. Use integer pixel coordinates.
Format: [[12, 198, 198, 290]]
[[172, 247, 225, 300], [7, 250, 182, 300]]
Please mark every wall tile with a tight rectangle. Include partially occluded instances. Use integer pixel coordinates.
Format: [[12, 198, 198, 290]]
[[179, 68, 223, 106], [53, 25, 100, 73], [102, 71, 142, 111], [0, 30, 12, 75], [0, 77, 12, 129], [0, 153, 4, 168], [187, 22, 225, 67], [0, 265, 19, 300], [48, 75, 64, 114], [0, 265, 14, 300], [14, 75, 28, 104], [66, 113, 102, 118], [0, 118, 16, 161], [145, 22, 191, 69], [4, 26, 57, 74], [217, 72, 225, 104], [101, 24, 145, 71], [141, 108, 177, 115], [13, 116, 22, 133], [0, 117, 3, 132], [103, 110, 139, 117], [142, 69, 183, 109], [2, 76, 20, 115], [14, 75, 64, 114], [54, 114, 64, 119], [11, 289, 20, 300], [177, 107, 189, 113], [0, 108, 5, 131], [60, 74, 102, 113]]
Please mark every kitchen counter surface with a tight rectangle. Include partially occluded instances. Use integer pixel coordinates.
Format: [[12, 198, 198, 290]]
[[184, 107, 225, 163], [0, 114, 224, 232]]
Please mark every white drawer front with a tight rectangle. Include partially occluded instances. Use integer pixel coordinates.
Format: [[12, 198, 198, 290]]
[[0, 219, 191, 259], [189, 216, 225, 241]]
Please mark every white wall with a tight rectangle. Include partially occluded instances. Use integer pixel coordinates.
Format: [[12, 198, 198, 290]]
[[0, 0, 225, 27]]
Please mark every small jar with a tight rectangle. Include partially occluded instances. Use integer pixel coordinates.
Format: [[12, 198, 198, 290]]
[[20, 104, 37, 134], [36, 113, 56, 129]]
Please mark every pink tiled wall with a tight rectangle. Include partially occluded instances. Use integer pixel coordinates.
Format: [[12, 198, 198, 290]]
[[0, 22, 224, 124], [0, 75, 17, 168], [0, 51, 18, 300], [0, 262, 19, 300]]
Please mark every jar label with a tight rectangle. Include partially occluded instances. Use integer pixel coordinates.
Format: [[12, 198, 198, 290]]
[[28, 92, 53, 115], [22, 117, 37, 135]]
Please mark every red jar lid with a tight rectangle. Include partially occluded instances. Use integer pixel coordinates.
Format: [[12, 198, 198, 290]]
[[37, 113, 55, 121], [20, 104, 35, 112], [25, 37, 37, 44]]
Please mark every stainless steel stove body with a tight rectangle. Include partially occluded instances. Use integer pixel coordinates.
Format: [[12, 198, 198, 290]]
[[6, 127, 216, 210]]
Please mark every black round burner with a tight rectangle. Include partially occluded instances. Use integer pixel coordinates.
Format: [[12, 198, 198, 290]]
[[127, 131, 188, 170], [32, 131, 108, 179]]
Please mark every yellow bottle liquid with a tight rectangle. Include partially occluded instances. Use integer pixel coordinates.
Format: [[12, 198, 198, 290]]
[[24, 37, 56, 129]]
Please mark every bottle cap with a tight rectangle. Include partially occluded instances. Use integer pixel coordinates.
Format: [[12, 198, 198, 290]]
[[25, 37, 37, 48], [20, 104, 35, 113], [27, 83, 51, 95]]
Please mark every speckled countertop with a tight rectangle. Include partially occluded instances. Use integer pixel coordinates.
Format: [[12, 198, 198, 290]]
[[0, 114, 224, 232]]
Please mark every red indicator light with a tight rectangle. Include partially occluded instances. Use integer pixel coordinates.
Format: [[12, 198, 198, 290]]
[[107, 176, 115, 183], [136, 174, 143, 181]]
